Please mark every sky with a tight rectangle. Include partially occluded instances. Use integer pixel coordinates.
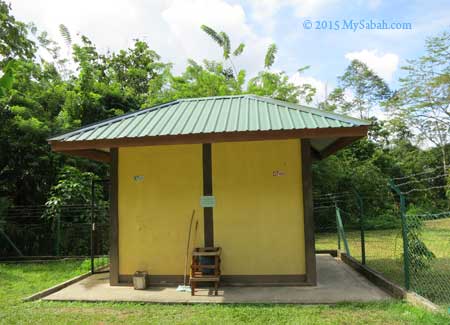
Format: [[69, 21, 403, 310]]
[[9, 0, 450, 105]]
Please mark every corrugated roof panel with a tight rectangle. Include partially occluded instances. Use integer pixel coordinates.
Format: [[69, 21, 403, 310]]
[[140, 103, 173, 136], [85, 125, 106, 140], [107, 117, 135, 139], [278, 105, 294, 129], [267, 103, 282, 130], [126, 109, 154, 137], [247, 97, 259, 131], [259, 101, 271, 131], [182, 99, 205, 134], [202, 98, 221, 133], [214, 98, 230, 133], [75, 127, 96, 141], [225, 97, 240, 132], [325, 117, 342, 128], [96, 121, 121, 139], [303, 112, 318, 128], [237, 96, 249, 131], [186, 100, 207, 134], [312, 114, 327, 128], [149, 102, 179, 136], [49, 94, 370, 143], [161, 101, 188, 135], [287, 109, 302, 129], [119, 114, 145, 138], [172, 100, 196, 135]]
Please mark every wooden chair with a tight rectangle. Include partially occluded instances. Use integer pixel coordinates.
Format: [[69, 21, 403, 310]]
[[190, 247, 221, 296]]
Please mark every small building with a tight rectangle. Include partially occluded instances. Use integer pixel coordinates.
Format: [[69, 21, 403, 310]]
[[49, 95, 369, 286]]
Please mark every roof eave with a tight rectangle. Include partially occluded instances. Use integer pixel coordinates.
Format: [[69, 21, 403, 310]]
[[49, 125, 369, 153]]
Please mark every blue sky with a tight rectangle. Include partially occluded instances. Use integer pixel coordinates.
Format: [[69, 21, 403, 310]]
[[10, 0, 450, 104], [251, 0, 450, 87]]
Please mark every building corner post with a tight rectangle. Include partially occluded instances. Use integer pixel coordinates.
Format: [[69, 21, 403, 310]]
[[301, 139, 317, 285], [109, 148, 119, 285]]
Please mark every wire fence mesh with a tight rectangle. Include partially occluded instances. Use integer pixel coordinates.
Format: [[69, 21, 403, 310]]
[[405, 213, 450, 305], [314, 181, 450, 309], [0, 205, 109, 273]]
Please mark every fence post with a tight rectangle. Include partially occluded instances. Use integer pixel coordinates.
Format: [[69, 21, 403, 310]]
[[390, 180, 410, 290], [336, 206, 351, 256], [353, 189, 366, 265], [0, 228, 24, 256], [90, 179, 95, 274], [55, 212, 61, 256], [335, 201, 341, 252]]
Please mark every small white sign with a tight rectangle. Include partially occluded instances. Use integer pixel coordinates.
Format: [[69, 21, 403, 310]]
[[200, 196, 216, 208], [273, 170, 285, 177], [133, 175, 144, 182]]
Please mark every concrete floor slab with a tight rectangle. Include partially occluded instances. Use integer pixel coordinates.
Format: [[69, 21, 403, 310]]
[[43, 255, 391, 304]]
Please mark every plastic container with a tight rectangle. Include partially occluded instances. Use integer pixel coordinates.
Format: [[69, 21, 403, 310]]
[[133, 271, 148, 290]]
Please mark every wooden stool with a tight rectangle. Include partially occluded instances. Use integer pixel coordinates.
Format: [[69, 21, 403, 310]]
[[190, 247, 221, 296]]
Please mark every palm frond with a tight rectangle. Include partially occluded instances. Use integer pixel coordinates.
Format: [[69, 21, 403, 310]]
[[200, 25, 223, 47], [264, 43, 277, 69], [298, 65, 311, 73], [233, 43, 245, 57], [219, 32, 230, 59], [187, 58, 201, 69], [59, 24, 72, 47]]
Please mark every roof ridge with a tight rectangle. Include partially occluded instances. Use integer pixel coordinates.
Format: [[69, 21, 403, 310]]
[[180, 94, 247, 102]]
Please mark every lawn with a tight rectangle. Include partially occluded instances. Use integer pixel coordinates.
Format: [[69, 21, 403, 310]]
[[0, 261, 449, 324], [315, 218, 450, 306]]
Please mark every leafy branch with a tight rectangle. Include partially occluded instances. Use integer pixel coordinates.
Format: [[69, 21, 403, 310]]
[[264, 43, 277, 69], [200, 25, 245, 79]]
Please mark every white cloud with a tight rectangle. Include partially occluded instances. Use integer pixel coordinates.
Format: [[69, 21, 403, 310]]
[[288, 0, 339, 17], [344, 49, 399, 81], [161, 0, 272, 74], [10, 0, 271, 75], [248, 0, 337, 24], [366, 0, 382, 10], [289, 73, 328, 105]]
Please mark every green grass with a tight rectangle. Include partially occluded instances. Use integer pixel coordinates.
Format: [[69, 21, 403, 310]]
[[316, 218, 450, 306], [1, 261, 449, 324]]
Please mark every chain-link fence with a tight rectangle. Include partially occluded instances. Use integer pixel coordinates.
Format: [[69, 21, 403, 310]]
[[314, 178, 450, 309], [405, 213, 450, 305], [0, 204, 109, 273]]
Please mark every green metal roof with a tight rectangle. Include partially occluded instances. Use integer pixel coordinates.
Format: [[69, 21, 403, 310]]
[[49, 95, 369, 143]]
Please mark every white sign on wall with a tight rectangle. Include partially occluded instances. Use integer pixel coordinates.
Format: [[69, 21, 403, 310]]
[[200, 196, 216, 208], [272, 170, 285, 176]]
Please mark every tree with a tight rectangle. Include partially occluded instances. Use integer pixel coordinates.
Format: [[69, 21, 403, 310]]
[[200, 25, 245, 79], [162, 59, 243, 101], [0, 1, 35, 62], [58, 37, 170, 128], [327, 59, 390, 119], [246, 44, 316, 103], [0, 60, 15, 97], [389, 31, 450, 172], [246, 70, 314, 104]]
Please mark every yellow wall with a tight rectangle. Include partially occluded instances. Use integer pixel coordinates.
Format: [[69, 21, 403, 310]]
[[213, 139, 305, 275], [118, 139, 305, 276], [118, 145, 203, 275]]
